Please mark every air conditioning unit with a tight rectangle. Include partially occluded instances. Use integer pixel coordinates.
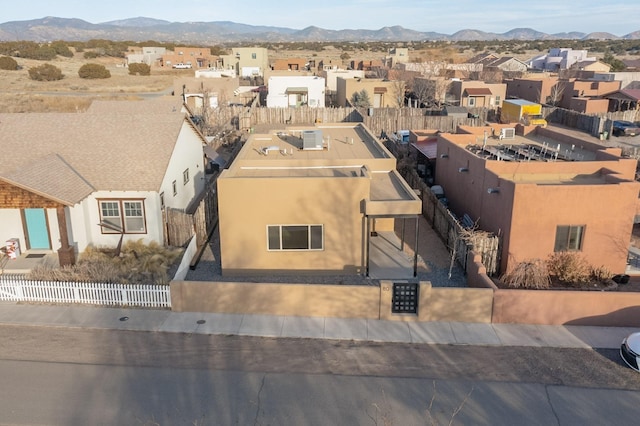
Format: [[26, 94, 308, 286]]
[[302, 130, 323, 150], [500, 128, 516, 139]]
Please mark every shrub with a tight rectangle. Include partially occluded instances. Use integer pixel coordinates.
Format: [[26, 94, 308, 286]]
[[28, 240, 183, 285], [0, 55, 18, 70], [501, 259, 551, 289], [28, 63, 64, 81], [590, 265, 612, 282], [83, 51, 100, 59], [128, 62, 151, 76], [547, 251, 591, 285], [350, 89, 371, 107], [31, 45, 58, 60], [50, 41, 73, 58], [78, 63, 111, 79]]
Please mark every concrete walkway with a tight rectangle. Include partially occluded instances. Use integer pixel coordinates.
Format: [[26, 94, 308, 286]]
[[0, 302, 634, 350]]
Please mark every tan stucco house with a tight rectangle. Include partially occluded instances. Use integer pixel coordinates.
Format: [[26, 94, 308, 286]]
[[336, 78, 403, 107], [217, 123, 421, 276]]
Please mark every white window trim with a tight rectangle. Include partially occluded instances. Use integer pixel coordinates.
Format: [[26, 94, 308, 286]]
[[267, 224, 324, 251]]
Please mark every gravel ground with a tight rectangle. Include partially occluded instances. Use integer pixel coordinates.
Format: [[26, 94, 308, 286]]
[[186, 216, 467, 288]]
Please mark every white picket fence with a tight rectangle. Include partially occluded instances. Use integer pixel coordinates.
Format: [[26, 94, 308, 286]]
[[0, 276, 171, 308]]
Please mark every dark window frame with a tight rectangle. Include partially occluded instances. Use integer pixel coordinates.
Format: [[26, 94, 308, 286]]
[[554, 225, 585, 252], [98, 199, 147, 235]]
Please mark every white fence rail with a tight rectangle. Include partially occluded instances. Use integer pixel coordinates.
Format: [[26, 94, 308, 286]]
[[0, 276, 171, 308]]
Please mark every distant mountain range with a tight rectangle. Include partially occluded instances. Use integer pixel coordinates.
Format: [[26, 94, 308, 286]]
[[0, 17, 639, 43]]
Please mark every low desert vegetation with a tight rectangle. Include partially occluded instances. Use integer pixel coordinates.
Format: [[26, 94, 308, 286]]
[[0, 55, 18, 70], [501, 258, 552, 289], [28, 240, 183, 285], [501, 251, 613, 289], [78, 63, 111, 79], [28, 63, 64, 81], [546, 251, 592, 284], [128, 62, 151, 76]]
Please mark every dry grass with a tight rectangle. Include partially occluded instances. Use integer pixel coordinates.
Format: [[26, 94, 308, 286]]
[[0, 51, 176, 112], [501, 259, 551, 289], [547, 251, 591, 285], [28, 240, 183, 285]]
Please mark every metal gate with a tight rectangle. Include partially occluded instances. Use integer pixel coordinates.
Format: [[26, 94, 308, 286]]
[[391, 282, 419, 314]]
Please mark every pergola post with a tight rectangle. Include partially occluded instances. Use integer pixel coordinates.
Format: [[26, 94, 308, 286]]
[[56, 205, 75, 266]]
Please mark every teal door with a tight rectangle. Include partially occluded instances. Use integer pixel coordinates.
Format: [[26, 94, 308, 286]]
[[24, 208, 50, 249]]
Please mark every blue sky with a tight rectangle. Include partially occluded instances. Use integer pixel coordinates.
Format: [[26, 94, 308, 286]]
[[3, 0, 639, 36]]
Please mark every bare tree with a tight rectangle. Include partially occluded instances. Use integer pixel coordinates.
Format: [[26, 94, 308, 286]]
[[412, 78, 432, 108], [546, 80, 567, 106], [369, 65, 390, 79]]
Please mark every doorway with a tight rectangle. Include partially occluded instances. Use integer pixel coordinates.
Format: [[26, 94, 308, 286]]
[[23, 208, 51, 250]]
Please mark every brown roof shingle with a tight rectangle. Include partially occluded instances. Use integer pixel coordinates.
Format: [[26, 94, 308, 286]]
[[0, 112, 193, 203]]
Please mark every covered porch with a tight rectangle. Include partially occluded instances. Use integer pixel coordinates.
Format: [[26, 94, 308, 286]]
[[0, 177, 76, 270], [365, 170, 422, 279], [0, 249, 59, 275]]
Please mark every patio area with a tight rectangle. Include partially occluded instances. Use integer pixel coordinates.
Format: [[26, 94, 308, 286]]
[[1, 249, 59, 275]]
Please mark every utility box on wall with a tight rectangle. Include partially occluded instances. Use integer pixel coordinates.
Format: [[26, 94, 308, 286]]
[[6, 238, 20, 259]]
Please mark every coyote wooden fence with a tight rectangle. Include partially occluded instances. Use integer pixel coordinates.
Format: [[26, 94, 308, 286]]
[[163, 177, 219, 248]]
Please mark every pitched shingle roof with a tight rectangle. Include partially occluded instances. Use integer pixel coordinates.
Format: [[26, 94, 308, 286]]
[[2, 154, 94, 206], [86, 98, 186, 114], [0, 112, 194, 204]]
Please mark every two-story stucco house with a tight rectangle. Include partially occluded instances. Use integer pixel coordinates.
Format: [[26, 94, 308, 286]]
[[216, 123, 421, 277]]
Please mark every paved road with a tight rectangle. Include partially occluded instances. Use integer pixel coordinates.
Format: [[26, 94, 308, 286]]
[[1, 325, 639, 425]]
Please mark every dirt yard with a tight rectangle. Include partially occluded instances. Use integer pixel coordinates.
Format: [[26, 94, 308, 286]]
[[0, 51, 179, 112]]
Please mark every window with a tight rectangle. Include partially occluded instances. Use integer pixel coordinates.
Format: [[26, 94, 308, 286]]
[[554, 225, 585, 251], [267, 225, 323, 251], [468, 97, 476, 107], [98, 200, 146, 234], [183, 168, 190, 185], [494, 95, 501, 105], [251, 53, 257, 59], [172, 180, 177, 196], [159, 192, 165, 209]]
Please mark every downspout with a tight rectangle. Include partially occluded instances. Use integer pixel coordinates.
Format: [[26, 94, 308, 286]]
[[413, 216, 419, 277]]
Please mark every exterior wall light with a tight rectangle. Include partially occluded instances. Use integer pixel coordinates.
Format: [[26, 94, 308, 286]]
[[458, 167, 469, 172], [487, 188, 500, 194], [440, 154, 449, 158]]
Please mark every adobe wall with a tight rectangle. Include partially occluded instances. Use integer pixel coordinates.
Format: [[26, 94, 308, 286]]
[[171, 280, 494, 323], [535, 126, 602, 151], [493, 289, 640, 326], [171, 281, 381, 318]]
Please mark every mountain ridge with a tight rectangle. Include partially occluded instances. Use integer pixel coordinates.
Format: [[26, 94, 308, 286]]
[[0, 17, 638, 43]]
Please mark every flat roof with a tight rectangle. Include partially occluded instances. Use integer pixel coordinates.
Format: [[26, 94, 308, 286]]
[[462, 132, 597, 162], [510, 172, 609, 185], [227, 123, 393, 178], [370, 171, 416, 202]]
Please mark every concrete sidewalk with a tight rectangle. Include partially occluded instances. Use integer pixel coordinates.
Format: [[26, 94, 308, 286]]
[[0, 302, 635, 349]]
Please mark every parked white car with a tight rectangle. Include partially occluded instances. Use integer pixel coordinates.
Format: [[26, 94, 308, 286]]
[[620, 332, 640, 372]]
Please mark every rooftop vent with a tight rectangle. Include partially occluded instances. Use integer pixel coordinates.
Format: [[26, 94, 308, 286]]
[[499, 128, 516, 140], [302, 130, 323, 150]]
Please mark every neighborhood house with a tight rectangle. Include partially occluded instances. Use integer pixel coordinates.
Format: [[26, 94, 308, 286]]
[[216, 123, 421, 277], [0, 107, 207, 266]]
